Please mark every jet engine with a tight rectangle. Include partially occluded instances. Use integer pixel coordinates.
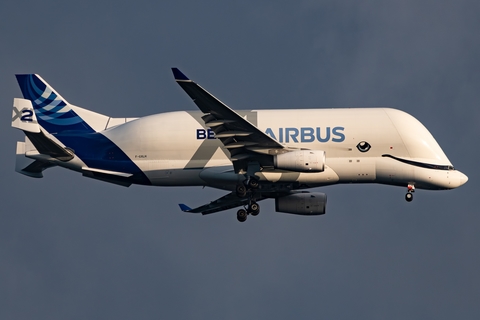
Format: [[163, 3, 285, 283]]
[[275, 192, 327, 215], [274, 150, 325, 172]]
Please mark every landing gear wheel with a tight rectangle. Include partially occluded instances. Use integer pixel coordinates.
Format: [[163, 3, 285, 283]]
[[405, 192, 413, 202], [248, 178, 259, 189], [237, 209, 247, 222], [236, 184, 247, 198], [249, 202, 260, 216]]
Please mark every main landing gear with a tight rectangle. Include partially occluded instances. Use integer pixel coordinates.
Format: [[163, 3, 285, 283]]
[[405, 184, 415, 202], [235, 177, 259, 198], [236, 201, 260, 222], [236, 177, 260, 222]]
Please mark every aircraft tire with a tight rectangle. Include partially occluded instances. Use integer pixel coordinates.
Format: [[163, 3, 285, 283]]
[[249, 202, 260, 216], [237, 209, 247, 222], [405, 193, 413, 202], [236, 184, 247, 197], [248, 179, 259, 189]]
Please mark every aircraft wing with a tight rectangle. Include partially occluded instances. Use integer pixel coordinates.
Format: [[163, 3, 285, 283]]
[[179, 192, 266, 215], [172, 68, 285, 172]]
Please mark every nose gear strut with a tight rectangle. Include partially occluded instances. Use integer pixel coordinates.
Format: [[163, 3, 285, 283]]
[[405, 184, 415, 202]]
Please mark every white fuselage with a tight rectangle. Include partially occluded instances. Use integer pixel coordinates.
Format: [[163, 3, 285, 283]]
[[14, 72, 468, 217], [88, 107, 466, 191]]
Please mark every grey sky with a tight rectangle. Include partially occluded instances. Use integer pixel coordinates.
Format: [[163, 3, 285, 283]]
[[1, 1, 479, 319]]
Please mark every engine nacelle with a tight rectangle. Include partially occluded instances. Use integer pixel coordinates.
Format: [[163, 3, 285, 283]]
[[275, 192, 327, 215], [274, 150, 325, 172]]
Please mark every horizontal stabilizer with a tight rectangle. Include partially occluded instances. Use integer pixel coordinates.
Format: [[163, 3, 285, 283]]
[[15, 141, 55, 178], [24, 131, 74, 162]]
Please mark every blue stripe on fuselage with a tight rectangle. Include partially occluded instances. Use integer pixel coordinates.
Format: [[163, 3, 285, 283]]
[[54, 131, 151, 185]]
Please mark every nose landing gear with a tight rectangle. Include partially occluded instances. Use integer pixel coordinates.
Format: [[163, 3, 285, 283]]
[[405, 184, 415, 202]]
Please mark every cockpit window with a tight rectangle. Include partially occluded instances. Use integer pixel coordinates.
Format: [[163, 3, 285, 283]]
[[382, 154, 456, 171]]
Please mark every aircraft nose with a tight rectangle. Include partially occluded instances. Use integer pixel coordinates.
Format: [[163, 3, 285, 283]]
[[458, 171, 468, 187]]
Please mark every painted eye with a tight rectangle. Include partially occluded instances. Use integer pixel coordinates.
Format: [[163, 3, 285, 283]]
[[357, 141, 371, 152]]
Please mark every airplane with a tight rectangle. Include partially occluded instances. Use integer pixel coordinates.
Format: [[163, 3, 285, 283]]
[[11, 68, 468, 222]]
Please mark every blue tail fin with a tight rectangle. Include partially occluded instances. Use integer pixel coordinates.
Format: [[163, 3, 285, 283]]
[[16, 74, 95, 134]]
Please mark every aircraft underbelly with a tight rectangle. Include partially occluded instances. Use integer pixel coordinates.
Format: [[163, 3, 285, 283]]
[[147, 168, 205, 186], [328, 158, 377, 182]]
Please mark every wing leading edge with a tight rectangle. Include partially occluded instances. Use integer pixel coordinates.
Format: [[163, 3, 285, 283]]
[[172, 68, 285, 172], [179, 192, 266, 215]]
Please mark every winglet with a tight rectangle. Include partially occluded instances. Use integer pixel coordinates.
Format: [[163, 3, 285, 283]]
[[179, 203, 193, 212], [172, 68, 191, 81]]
